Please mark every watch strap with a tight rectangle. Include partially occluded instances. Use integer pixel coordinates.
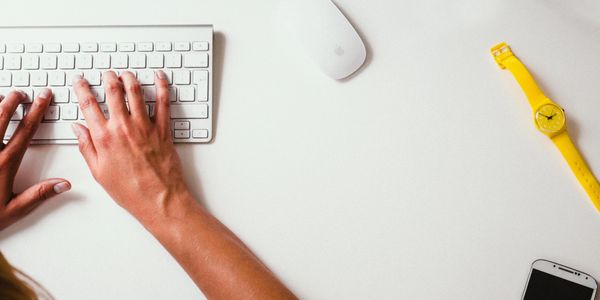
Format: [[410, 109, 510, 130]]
[[552, 132, 600, 211], [491, 43, 546, 109]]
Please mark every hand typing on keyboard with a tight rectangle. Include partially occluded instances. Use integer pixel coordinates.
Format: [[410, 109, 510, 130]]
[[0, 89, 71, 230], [71, 70, 192, 221], [70, 70, 297, 299]]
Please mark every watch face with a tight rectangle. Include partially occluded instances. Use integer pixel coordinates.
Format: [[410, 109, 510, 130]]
[[535, 104, 566, 134]]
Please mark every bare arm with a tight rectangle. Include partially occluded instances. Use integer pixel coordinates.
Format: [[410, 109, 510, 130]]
[[71, 71, 296, 299]]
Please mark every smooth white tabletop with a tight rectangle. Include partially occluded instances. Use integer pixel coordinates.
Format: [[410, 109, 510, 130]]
[[2, 0, 600, 299]]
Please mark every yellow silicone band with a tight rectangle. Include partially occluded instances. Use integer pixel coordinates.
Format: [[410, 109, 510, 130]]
[[552, 133, 600, 211], [492, 42, 600, 212], [490, 43, 546, 109]]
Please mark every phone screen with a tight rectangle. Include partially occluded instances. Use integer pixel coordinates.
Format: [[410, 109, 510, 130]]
[[523, 269, 594, 300]]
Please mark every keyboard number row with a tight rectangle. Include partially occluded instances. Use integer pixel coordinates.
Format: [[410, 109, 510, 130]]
[[0, 41, 209, 53]]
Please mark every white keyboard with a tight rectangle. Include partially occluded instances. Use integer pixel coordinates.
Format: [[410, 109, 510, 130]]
[[0, 25, 213, 144]]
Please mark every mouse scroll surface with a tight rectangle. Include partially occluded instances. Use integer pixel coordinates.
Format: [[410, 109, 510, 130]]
[[277, 0, 367, 80]]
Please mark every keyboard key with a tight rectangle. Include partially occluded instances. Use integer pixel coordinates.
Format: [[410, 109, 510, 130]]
[[63, 43, 80, 53], [162, 69, 173, 85], [112, 53, 128, 69], [147, 103, 155, 117], [137, 42, 153, 52], [44, 43, 61, 53], [81, 43, 99, 53], [168, 86, 176, 102], [11, 105, 24, 120], [177, 86, 195, 102], [5, 122, 76, 140], [94, 53, 111, 69], [174, 42, 190, 51], [13, 72, 30, 87], [49, 71, 66, 86], [66, 71, 83, 86], [165, 53, 182, 68], [118, 42, 135, 52], [174, 130, 190, 139], [58, 54, 75, 69], [192, 41, 209, 51], [61, 104, 78, 120], [76, 54, 93, 69], [193, 70, 209, 101], [183, 53, 209, 68], [192, 129, 209, 138], [174, 121, 190, 130], [22, 55, 40, 70], [0, 44, 6, 53], [142, 86, 156, 102], [31, 71, 48, 86], [155, 42, 172, 52], [44, 105, 60, 121], [130, 53, 146, 69], [137, 70, 154, 85], [99, 104, 110, 118], [7, 43, 24, 53], [173, 70, 190, 85], [91, 87, 105, 102], [147, 53, 164, 68], [100, 43, 117, 52], [83, 70, 101, 86], [0, 57, 3, 69], [0, 72, 11, 86], [52, 88, 69, 103], [25, 43, 43, 53], [40, 55, 58, 70], [170, 104, 208, 119], [5, 55, 22, 70]]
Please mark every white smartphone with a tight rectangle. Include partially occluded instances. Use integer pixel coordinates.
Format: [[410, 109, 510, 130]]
[[522, 259, 597, 300]]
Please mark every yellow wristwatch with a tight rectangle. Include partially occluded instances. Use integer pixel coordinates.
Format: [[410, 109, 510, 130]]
[[490, 42, 600, 212]]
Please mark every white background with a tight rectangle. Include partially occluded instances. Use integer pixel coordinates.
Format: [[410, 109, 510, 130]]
[[1, 0, 600, 299]]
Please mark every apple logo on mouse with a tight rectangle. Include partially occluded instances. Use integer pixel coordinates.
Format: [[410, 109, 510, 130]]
[[334, 45, 345, 56]]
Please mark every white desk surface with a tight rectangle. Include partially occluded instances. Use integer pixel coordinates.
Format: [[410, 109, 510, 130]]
[[1, 0, 600, 299]]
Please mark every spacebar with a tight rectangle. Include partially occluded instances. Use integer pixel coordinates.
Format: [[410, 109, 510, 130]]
[[170, 104, 208, 119], [5, 122, 76, 140]]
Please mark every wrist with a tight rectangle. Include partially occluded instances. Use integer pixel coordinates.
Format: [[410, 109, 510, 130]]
[[133, 187, 200, 232]]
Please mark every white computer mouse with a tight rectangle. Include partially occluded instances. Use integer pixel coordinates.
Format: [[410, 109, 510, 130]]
[[276, 0, 367, 80]]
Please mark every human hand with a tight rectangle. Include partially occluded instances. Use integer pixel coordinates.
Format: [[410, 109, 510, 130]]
[[0, 89, 71, 231], [71, 71, 192, 225]]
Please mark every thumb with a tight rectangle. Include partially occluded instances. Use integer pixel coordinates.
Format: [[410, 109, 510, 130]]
[[7, 179, 71, 219], [71, 122, 97, 168]]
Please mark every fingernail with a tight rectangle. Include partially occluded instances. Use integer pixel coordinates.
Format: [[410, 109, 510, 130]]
[[155, 70, 166, 80], [53, 182, 71, 194], [71, 123, 82, 138], [38, 88, 52, 100], [72, 74, 83, 85]]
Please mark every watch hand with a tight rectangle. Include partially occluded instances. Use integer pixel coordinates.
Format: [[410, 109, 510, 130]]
[[539, 113, 550, 119]]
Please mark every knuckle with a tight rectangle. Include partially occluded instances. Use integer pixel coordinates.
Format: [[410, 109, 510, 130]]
[[35, 184, 49, 201], [0, 107, 9, 120], [105, 81, 123, 94], [126, 82, 142, 95], [79, 96, 96, 110], [95, 130, 112, 148], [20, 119, 38, 132]]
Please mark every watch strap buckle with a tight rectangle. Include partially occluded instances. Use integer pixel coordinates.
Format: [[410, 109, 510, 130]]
[[490, 42, 513, 69]]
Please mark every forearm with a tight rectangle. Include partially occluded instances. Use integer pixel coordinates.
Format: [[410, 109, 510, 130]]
[[141, 195, 297, 300]]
